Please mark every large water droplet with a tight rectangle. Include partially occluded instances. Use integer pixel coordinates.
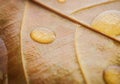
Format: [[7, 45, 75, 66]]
[[103, 65, 120, 84], [30, 27, 56, 44], [91, 10, 120, 36]]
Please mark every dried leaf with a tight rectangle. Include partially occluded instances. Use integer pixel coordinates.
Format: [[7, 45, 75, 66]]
[[0, 0, 120, 84], [33, 0, 120, 42]]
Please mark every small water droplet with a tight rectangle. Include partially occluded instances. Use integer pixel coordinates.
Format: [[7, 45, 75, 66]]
[[30, 27, 56, 44], [92, 10, 120, 36], [57, 0, 66, 3], [103, 65, 120, 84]]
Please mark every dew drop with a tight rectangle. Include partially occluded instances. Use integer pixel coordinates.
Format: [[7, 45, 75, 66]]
[[57, 0, 66, 3], [30, 27, 56, 44], [91, 10, 120, 36], [103, 65, 120, 84]]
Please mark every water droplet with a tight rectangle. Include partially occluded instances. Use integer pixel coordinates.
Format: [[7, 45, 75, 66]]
[[30, 27, 56, 44], [57, 0, 66, 3], [103, 65, 120, 84], [92, 10, 120, 36]]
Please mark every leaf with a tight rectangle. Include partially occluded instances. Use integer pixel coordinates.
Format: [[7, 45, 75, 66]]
[[0, 0, 120, 84], [0, 0, 27, 84], [75, 26, 120, 84], [0, 38, 7, 84], [33, 0, 120, 42], [21, 1, 85, 84]]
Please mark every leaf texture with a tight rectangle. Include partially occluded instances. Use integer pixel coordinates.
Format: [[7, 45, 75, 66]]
[[0, 0, 120, 84]]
